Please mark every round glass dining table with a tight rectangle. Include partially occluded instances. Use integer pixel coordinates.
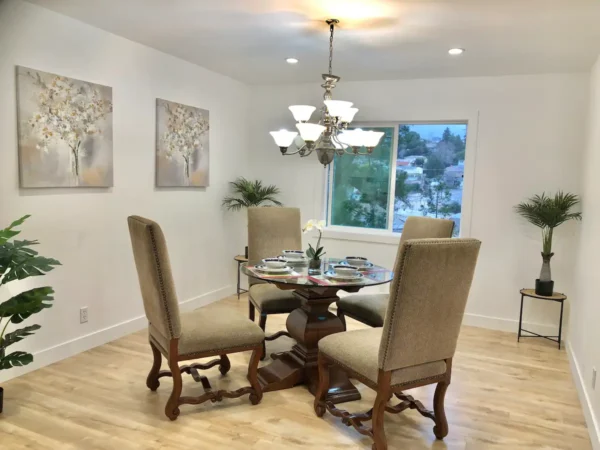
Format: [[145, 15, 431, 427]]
[[241, 258, 394, 404]]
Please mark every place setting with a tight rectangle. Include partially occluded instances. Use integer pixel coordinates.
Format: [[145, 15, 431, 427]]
[[324, 263, 365, 283], [335, 256, 374, 271], [248, 250, 309, 278]]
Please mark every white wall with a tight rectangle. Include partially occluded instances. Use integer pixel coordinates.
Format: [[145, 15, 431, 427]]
[[0, 0, 250, 382], [570, 55, 600, 449], [249, 73, 588, 333]]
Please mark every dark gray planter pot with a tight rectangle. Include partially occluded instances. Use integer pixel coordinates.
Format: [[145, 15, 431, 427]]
[[536, 252, 555, 296]]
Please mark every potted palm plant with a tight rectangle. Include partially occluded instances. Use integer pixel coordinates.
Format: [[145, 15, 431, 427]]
[[0, 215, 60, 413], [515, 192, 581, 296], [222, 177, 283, 257]]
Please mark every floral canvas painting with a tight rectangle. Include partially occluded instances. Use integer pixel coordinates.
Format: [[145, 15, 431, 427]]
[[16, 67, 113, 188], [156, 99, 210, 187]]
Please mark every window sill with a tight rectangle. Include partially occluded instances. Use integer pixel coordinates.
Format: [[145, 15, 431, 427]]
[[322, 227, 401, 245]]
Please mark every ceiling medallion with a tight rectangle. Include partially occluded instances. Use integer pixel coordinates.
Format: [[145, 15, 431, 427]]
[[269, 19, 383, 167]]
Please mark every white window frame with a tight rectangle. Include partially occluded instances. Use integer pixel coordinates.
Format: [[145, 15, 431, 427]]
[[322, 114, 479, 243]]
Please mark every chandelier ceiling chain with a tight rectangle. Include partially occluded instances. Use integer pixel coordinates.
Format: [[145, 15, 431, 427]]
[[327, 19, 336, 76], [269, 19, 383, 167]]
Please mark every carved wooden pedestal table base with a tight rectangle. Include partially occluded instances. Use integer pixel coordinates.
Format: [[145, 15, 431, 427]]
[[257, 286, 361, 403], [242, 258, 394, 404]]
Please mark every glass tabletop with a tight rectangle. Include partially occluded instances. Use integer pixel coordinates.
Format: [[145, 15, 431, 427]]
[[241, 258, 394, 288]]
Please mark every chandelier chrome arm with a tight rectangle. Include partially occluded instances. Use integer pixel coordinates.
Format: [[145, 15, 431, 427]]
[[278, 141, 316, 157]]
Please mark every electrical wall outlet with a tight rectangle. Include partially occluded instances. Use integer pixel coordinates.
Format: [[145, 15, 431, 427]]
[[80, 307, 88, 324], [593, 368, 597, 390]]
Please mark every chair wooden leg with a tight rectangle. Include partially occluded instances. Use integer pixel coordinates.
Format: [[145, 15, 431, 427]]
[[249, 301, 255, 322], [219, 354, 231, 376], [165, 358, 183, 420], [165, 340, 183, 421], [258, 314, 267, 360], [372, 371, 392, 450], [433, 381, 449, 439], [146, 341, 162, 391], [247, 346, 263, 405], [337, 306, 347, 331], [313, 353, 330, 417]]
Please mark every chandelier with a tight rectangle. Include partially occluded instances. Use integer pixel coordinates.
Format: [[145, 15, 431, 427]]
[[269, 19, 384, 167]]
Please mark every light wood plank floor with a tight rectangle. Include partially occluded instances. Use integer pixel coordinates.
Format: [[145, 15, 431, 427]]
[[0, 294, 591, 449]]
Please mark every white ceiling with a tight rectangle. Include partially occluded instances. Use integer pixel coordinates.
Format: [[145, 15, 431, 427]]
[[26, 0, 600, 84]]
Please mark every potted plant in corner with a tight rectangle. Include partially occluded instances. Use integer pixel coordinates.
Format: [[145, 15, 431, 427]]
[[515, 192, 581, 296], [0, 215, 60, 413], [222, 177, 283, 258], [303, 220, 326, 273]]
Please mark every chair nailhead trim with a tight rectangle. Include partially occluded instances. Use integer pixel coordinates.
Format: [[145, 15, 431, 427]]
[[147, 223, 177, 339], [381, 239, 479, 371]]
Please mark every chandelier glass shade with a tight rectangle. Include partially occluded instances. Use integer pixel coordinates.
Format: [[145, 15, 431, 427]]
[[270, 19, 383, 167]]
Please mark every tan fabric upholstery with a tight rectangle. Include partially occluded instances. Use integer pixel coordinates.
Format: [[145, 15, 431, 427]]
[[150, 303, 264, 357], [337, 293, 388, 327], [129, 215, 264, 359], [247, 207, 302, 263], [398, 216, 455, 246], [379, 238, 481, 371], [338, 216, 455, 327], [249, 284, 302, 313], [127, 216, 181, 339], [247, 207, 302, 312], [319, 328, 447, 387]]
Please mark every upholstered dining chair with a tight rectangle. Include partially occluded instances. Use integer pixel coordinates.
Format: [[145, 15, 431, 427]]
[[127, 216, 264, 421], [337, 216, 455, 329], [315, 238, 481, 450], [247, 207, 302, 359]]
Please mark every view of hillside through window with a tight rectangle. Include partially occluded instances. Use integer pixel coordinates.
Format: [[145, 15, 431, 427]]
[[329, 123, 467, 235], [394, 124, 467, 234]]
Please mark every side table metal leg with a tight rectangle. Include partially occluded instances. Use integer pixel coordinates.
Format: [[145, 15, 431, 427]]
[[558, 300, 564, 350], [518, 295, 524, 342], [237, 262, 241, 299]]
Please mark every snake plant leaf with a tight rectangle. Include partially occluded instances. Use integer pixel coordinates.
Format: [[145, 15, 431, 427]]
[[0, 325, 41, 350], [0, 287, 54, 323], [0, 215, 31, 245], [0, 351, 34, 369]]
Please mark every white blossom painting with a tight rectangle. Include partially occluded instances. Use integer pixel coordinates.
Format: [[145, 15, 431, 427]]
[[156, 99, 210, 187], [16, 66, 113, 188]]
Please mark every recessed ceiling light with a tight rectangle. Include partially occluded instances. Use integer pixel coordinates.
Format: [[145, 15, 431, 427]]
[[286, 58, 299, 64], [448, 48, 465, 56]]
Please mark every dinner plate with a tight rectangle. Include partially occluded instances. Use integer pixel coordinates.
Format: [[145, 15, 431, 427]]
[[339, 260, 374, 270], [253, 264, 293, 274], [279, 255, 308, 264], [324, 270, 364, 282]]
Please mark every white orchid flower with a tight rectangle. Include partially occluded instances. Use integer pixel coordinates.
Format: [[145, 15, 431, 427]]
[[302, 219, 315, 233], [316, 220, 326, 231]]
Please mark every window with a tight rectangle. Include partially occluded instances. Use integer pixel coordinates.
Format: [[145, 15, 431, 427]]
[[330, 127, 394, 230], [327, 123, 468, 236]]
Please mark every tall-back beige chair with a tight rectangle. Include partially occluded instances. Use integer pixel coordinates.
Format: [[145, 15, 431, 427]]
[[247, 207, 302, 359], [337, 216, 455, 328], [127, 216, 264, 420], [315, 238, 481, 450]]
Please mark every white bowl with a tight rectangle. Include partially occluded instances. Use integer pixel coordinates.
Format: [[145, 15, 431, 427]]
[[345, 256, 368, 267], [281, 250, 305, 260], [332, 264, 359, 276], [262, 258, 287, 269]]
